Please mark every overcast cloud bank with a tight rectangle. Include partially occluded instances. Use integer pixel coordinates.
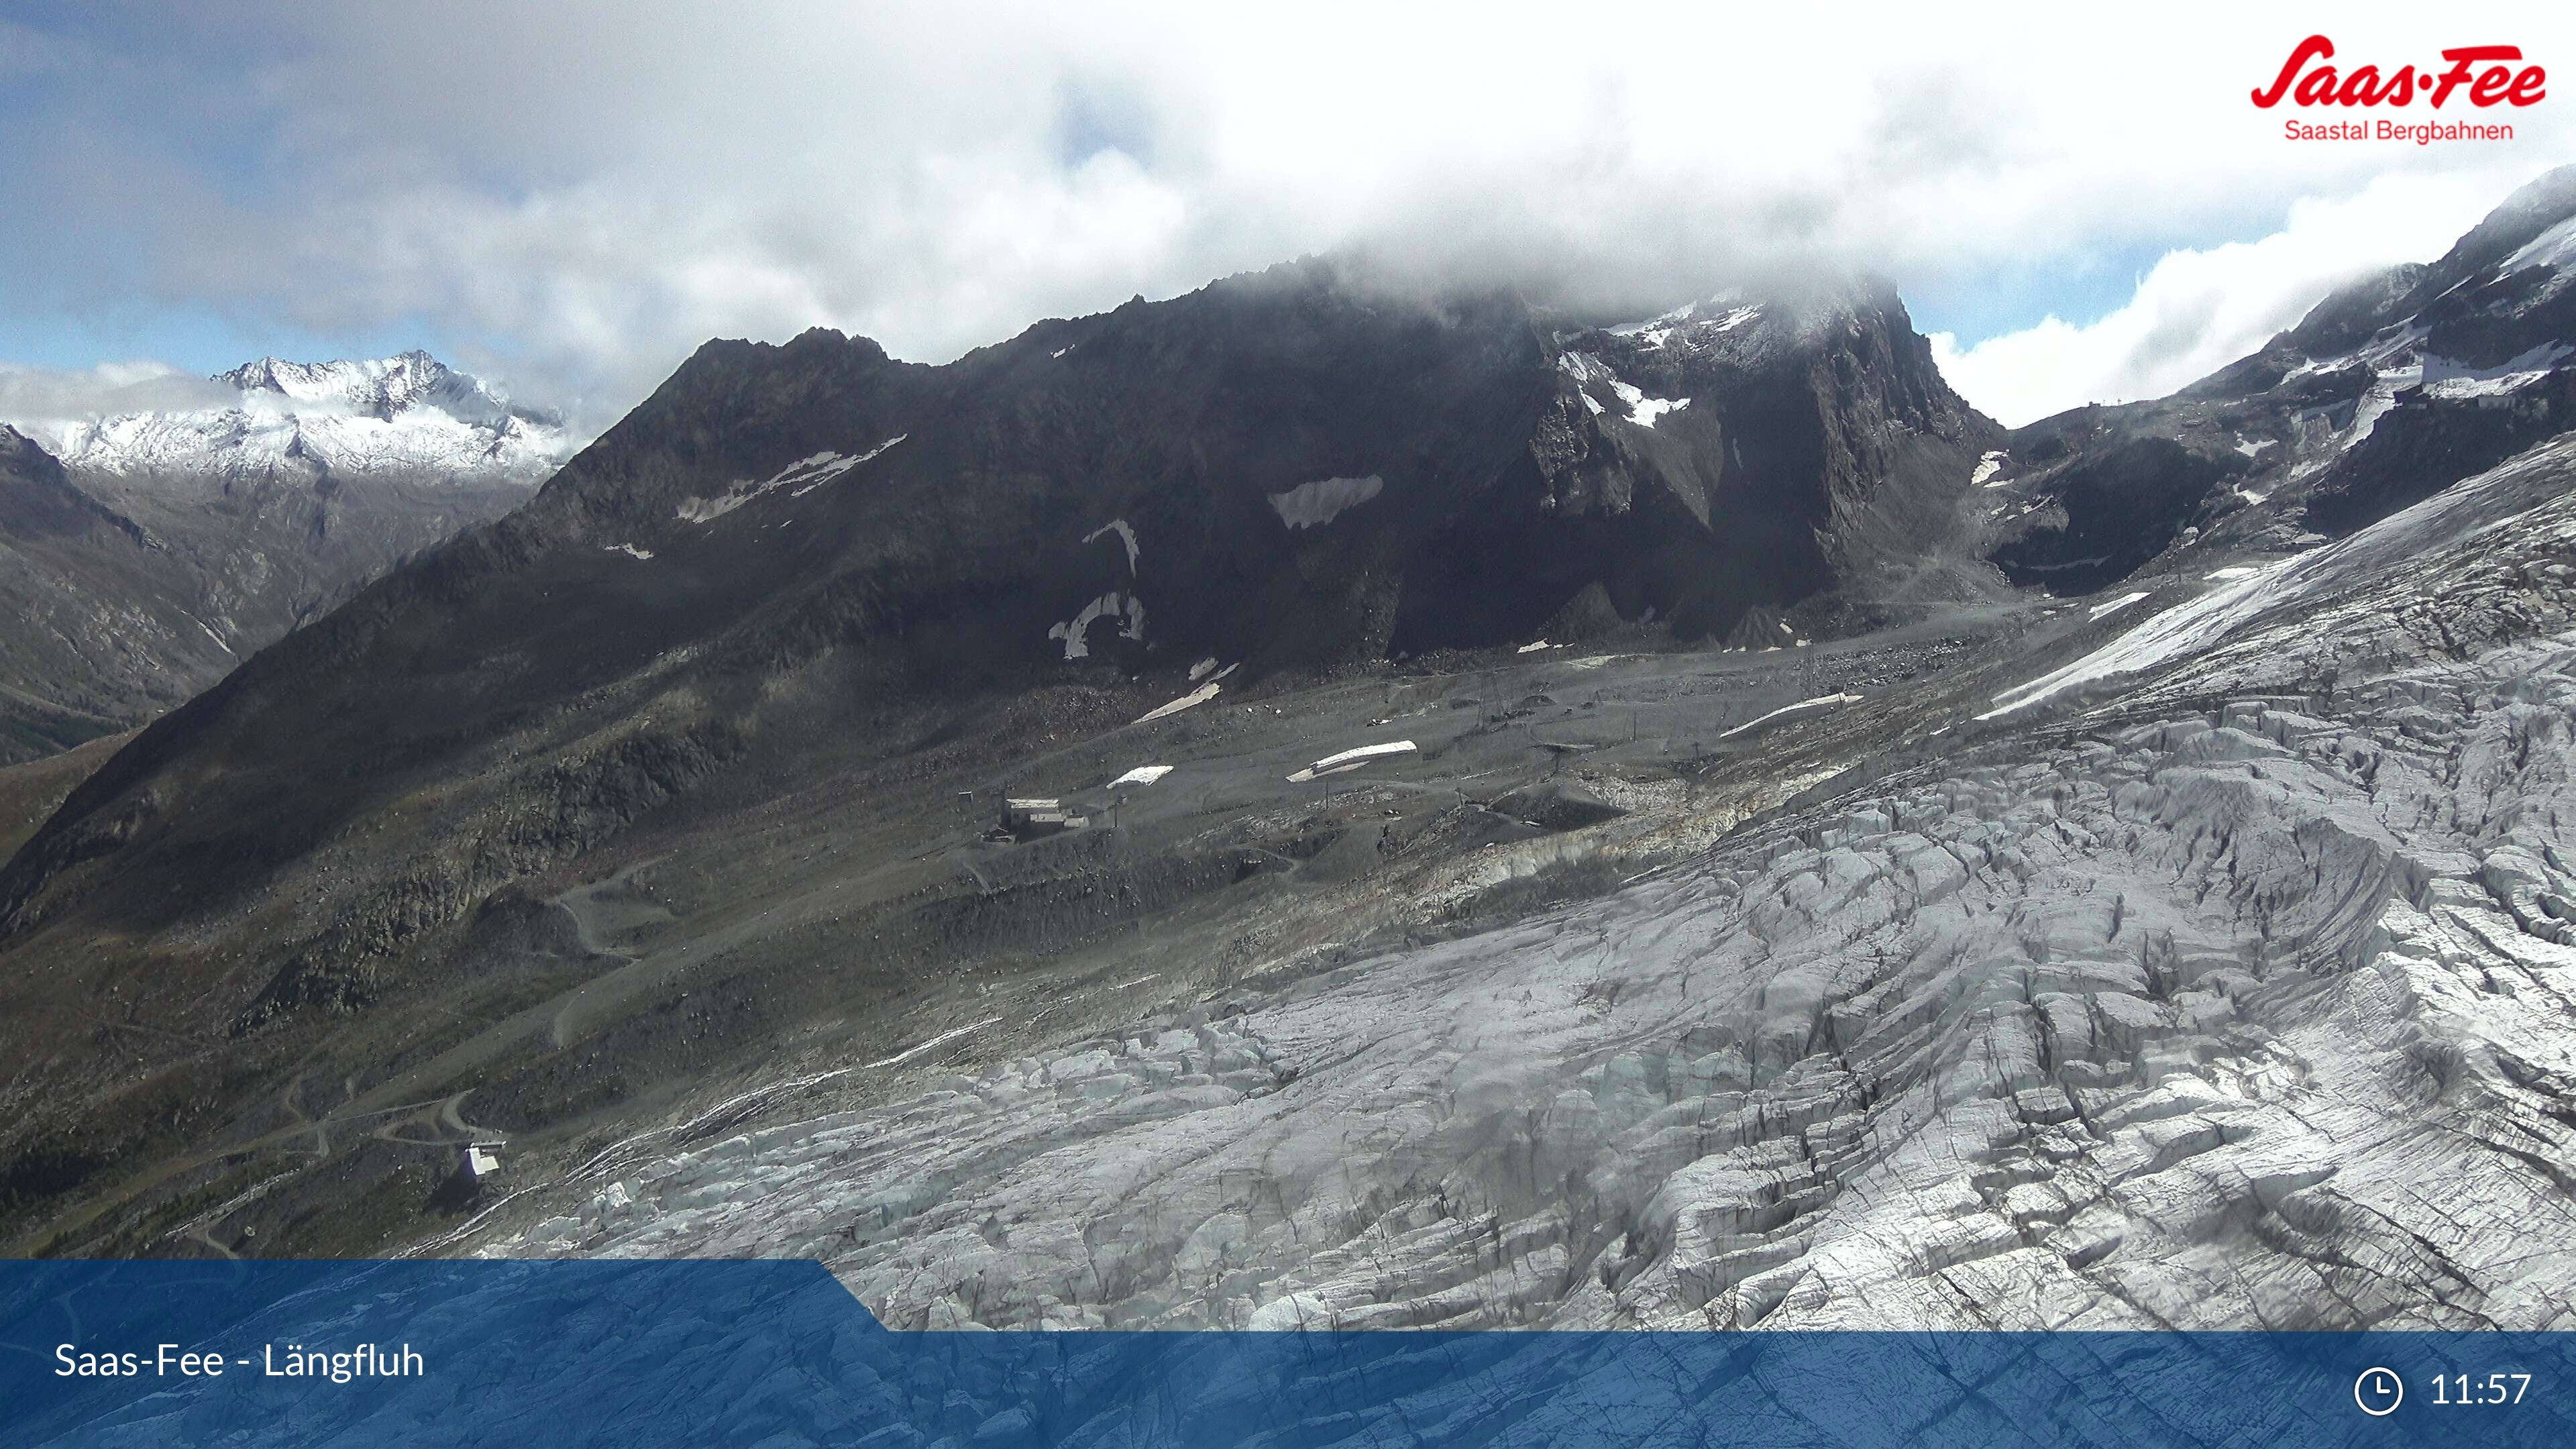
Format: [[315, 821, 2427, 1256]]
[[2, 3, 2570, 434]]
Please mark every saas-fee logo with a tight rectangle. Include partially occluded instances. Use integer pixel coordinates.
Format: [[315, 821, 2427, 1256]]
[[2257, 36, 2544, 143]]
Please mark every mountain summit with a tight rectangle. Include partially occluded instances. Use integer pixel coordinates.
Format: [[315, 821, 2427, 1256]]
[[218, 349, 563, 431], [44, 350, 570, 486]]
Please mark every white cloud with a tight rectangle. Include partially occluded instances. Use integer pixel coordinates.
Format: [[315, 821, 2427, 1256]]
[[2, 3, 2572, 430], [1928, 173, 2515, 426], [0, 362, 234, 441]]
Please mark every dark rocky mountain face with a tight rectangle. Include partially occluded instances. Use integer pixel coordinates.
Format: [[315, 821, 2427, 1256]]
[[0, 264, 1994, 995], [509, 266, 1992, 677], [1987, 436, 2241, 594], [1982, 164, 2576, 588]]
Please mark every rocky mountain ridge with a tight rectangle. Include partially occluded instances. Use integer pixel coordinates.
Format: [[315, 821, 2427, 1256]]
[[1980, 164, 2576, 592], [0, 262, 1998, 997]]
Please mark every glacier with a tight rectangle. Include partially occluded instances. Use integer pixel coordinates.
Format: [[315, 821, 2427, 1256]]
[[457, 433, 2576, 1336]]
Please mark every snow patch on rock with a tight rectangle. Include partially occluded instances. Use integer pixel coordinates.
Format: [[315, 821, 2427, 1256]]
[[1137, 680, 1224, 723], [1083, 519, 1141, 574], [678, 435, 904, 523], [2088, 590, 2151, 622], [1049, 591, 1146, 659], [1269, 476, 1384, 530], [1288, 740, 1417, 783], [1719, 693, 1861, 739]]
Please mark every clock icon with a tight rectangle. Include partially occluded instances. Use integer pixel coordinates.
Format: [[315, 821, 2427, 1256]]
[[2356, 1366, 2404, 1417]]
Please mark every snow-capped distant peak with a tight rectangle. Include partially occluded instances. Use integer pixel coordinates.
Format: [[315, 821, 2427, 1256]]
[[40, 351, 573, 487], [216, 350, 562, 431]]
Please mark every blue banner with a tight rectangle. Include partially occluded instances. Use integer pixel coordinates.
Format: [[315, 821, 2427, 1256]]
[[1, 1260, 2566, 1446]]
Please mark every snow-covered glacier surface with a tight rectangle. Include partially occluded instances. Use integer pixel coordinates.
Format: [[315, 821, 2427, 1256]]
[[475, 439, 2576, 1334]]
